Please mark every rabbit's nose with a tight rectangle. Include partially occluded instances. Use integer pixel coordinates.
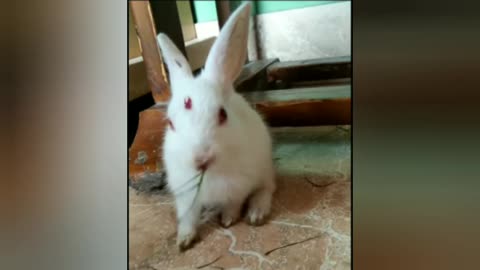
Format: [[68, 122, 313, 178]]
[[194, 155, 214, 171]]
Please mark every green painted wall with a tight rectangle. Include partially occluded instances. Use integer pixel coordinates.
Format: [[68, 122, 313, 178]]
[[192, 0, 342, 23], [256, 1, 338, 14], [192, 1, 217, 23]]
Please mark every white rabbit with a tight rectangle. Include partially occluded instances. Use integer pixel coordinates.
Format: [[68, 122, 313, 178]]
[[157, 2, 275, 250]]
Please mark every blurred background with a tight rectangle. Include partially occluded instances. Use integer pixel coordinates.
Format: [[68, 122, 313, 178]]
[[353, 0, 480, 269]]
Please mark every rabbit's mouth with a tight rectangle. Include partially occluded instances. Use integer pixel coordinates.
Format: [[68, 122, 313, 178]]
[[195, 155, 215, 171]]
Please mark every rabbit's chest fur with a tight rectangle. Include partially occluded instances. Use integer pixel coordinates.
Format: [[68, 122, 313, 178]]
[[197, 172, 257, 207]]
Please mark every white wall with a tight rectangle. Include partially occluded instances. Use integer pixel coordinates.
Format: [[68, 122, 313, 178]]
[[255, 1, 350, 61]]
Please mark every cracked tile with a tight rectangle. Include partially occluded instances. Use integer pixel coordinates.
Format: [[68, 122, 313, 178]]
[[129, 126, 351, 269]]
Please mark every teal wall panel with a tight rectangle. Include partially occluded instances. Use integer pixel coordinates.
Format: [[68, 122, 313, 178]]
[[192, 0, 342, 23]]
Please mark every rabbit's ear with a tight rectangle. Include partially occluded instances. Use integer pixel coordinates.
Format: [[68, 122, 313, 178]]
[[157, 33, 193, 83], [202, 2, 251, 87]]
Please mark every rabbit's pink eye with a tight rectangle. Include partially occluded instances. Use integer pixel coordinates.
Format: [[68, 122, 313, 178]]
[[184, 97, 192, 110], [218, 107, 227, 125], [167, 118, 175, 131]]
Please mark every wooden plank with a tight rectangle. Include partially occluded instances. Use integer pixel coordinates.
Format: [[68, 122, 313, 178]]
[[130, 1, 171, 102], [128, 57, 149, 101], [242, 85, 350, 103], [215, 1, 231, 29], [243, 85, 351, 127], [267, 56, 351, 84], [256, 99, 350, 127], [128, 104, 168, 180], [185, 36, 216, 71], [287, 78, 351, 88], [176, 1, 197, 42], [128, 6, 141, 59], [234, 58, 279, 92], [268, 56, 351, 70]]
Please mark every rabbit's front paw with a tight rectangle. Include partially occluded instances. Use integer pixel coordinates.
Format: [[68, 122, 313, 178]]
[[176, 225, 198, 251], [220, 203, 241, 228], [246, 206, 269, 226], [221, 212, 240, 228], [245, 188, 273, 226]]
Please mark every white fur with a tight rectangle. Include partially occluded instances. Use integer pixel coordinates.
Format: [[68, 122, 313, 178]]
[[157, 2, 275, 249]]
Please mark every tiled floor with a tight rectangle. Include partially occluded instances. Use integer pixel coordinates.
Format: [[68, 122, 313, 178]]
[[129, 126, 351, 270]]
